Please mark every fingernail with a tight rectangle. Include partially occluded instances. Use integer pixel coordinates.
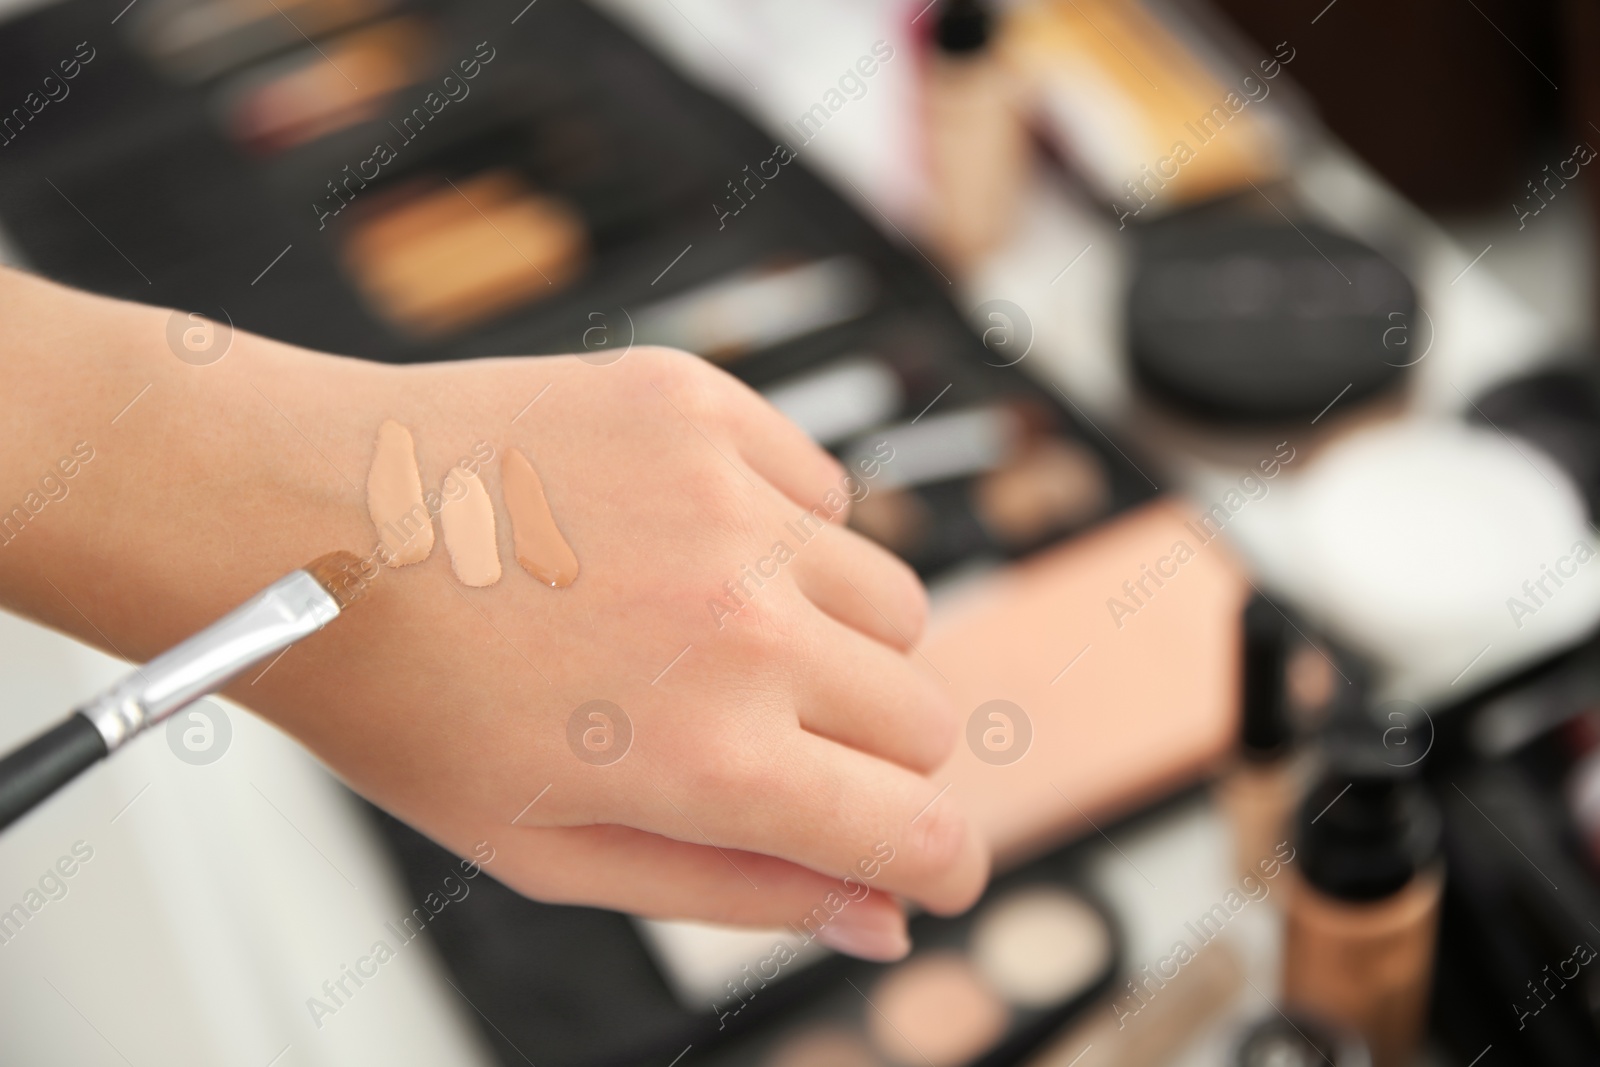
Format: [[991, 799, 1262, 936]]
[[813, 908, 911, 962]]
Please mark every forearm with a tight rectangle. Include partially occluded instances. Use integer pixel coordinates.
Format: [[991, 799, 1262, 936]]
[[0, 267, 375, 665], [0, 268, 546, 791]]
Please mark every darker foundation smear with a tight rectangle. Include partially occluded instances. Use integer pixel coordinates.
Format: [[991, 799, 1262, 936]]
[[502, 447, 579, 588]]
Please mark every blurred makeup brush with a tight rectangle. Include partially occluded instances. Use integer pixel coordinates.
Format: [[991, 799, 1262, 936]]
[[0, 552, 373, 832]]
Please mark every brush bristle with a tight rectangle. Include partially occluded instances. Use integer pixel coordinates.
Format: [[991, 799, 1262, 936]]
[[304, 551, 375, 612]]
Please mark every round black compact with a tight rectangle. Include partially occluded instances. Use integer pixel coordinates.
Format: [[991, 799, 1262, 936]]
[[1126, 214, 1417, 422]]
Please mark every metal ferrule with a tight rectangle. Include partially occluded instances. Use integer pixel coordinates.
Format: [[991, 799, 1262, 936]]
[[78, 570, 341, 753]]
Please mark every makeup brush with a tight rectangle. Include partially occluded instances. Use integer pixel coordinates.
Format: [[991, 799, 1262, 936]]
[[0, 552, 373, 832]]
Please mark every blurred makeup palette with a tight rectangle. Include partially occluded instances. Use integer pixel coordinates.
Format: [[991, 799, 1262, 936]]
[[999, 0, 1290, 216], [220, 17, 433, 154], [341, 170, 586, 335]]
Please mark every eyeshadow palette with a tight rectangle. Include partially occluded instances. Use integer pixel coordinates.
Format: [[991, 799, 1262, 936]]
[[690, 860, 1119, 1067], [371, 802, 1126, 1067], [0, 0, 1163, 1063]]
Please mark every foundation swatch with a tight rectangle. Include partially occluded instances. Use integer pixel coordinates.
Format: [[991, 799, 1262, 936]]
[[366, 419, 433, 566], [438, 465, 501, 587], [502, 447, 579, 588]]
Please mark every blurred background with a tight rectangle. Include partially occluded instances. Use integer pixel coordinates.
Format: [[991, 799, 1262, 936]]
[[1, 0, 1598, 1064]]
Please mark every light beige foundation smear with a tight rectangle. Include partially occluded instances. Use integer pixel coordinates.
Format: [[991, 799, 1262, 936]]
[[502, 447, 579, 588], [366, 419, 433, 566], [438, 465, 501, 587]]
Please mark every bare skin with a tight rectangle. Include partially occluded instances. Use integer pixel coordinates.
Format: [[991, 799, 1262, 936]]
[[0, 268, 987, 960]]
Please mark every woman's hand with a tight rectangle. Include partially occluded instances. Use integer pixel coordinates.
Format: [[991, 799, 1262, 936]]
[[0, 271, 987, 959]]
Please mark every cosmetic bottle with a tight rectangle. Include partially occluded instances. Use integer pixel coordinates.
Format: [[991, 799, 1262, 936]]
[[923, 0, 1026, 269], [1283, 747, 1443, 1067], [1217, 592, 1298, 880], [1235, 1012, 1371, 1067]]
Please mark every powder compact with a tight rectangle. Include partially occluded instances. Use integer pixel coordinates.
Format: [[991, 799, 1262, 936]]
[[1126, 209, 1417, 423], [693, 875, 1118, 1067]]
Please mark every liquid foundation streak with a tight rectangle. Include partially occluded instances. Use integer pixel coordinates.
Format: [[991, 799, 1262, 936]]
[[502, 447, 579, 587], [439, 465, 501, 587], [367, 420, 433, 566]]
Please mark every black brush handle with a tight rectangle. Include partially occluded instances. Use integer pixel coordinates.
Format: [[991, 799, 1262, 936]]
[[0, 714, 107, 832]]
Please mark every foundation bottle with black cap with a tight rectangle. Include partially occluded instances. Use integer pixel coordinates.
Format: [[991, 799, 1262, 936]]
[[1283, 746, 1443, 1067], [1217, 592, 1299, 879], [925, 0, 1026, 269]]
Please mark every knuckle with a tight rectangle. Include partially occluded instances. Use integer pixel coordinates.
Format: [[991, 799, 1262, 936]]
[[637, 344, 701, 373], [716, 601, 808, 681], [641, 346, 721, 409], [685, 721, 771, 797], [481, 842, 564, 903], [692, 455, 753, 507], [717, 895, 793, 927], [697, 512, 802, 614], [818, 447, 849, 486], [906, 797, 970, 884], [915, 689, 959, 771], [894, 560, 931, 645], [940, 846, 989, 915]]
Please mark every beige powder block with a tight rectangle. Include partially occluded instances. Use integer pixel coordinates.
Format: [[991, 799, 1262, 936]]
[[927, 497, 1248, 869]]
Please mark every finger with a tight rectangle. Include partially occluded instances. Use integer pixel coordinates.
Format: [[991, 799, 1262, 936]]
[[789, 520, 928, 650], [650, 731, 990, 917], [716, 376, 852, 521], [485, 823, 911, 961], [795, 609, 955, 773]]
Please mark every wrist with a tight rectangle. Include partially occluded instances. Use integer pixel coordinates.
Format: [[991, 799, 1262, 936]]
[[0, 274, 385, 669]]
